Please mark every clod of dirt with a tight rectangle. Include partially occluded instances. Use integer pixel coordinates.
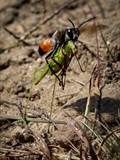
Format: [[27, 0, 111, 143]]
[[15, 131, 35, 144], [13, 83, 26, 95], [56, 97, 67, 106], [6, 131, 34, 147], [29, 90, 41, 101]]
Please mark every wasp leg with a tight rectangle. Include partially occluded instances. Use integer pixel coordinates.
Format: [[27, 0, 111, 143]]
[[58, 48, 72, 89], [58, 47, 69, 89], [59, 69, 66, 90]]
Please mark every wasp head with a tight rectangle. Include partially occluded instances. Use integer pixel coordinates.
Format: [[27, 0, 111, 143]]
[[66, 27, 80, 41], [65, 17, 96, 42]]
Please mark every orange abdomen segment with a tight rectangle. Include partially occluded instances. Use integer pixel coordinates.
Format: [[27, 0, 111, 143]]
[[38, 38, 54, 56]]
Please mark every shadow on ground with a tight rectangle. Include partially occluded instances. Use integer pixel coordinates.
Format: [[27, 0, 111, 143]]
[[64, 96, 120, 115]]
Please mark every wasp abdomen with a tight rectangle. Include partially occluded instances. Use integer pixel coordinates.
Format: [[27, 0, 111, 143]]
[[38, 38, 54, 56]]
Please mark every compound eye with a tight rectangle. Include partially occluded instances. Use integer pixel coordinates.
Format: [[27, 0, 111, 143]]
[[67, 29, 73, 39], [67, 29, 71, 33]]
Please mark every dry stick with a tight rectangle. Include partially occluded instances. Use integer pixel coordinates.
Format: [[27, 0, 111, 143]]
[[0, 100, 18, 107], [85, 2, 102, 121], [0, 146, 43, 158], [83, 73, 92, 125], [70, 79, 85, 87], [0, 147, 30, 154], [74, 52, 85, 72], [85, 0, 102, 122], [83, 65, 98, 125], [17, 99, 30, 126], [0, 115, 66, 124], [0, 152, 41, 159], [48, 78, 57, 132], [4, 27, 32, 46], [53, 153, 80, 160]]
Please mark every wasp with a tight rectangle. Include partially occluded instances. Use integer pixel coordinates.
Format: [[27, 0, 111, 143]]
[[36, 17, 96, 89]]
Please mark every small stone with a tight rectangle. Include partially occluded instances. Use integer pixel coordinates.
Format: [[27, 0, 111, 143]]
[[29, 90, 41, 101], [14, 83, 25, 95], [18, 92, 26, 98]]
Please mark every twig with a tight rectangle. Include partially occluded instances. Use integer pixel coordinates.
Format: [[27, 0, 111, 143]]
[[0, 147, 30, 154], [74, 52, 85, 72], [53, 153, 80, 160], [0, 147, 43, 158], [48, 78, 57, 131], [0, 100, 18, 107], [86, 2, 103, 122], [70, 79, 85, 86], [17, 99, 28, 125], [83, 65, 95, 124], [4, 27, 32, 46], [0, 115, 66, 125]]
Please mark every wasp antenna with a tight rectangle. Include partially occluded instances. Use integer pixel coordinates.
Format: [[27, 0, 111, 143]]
[[78, 16, 96, 28], [68, 18, 75, 28]]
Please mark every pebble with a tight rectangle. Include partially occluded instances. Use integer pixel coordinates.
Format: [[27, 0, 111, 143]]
[[14, 83, 25, 95]]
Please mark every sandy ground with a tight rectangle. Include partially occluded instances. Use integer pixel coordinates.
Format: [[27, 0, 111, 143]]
[[0, 0, 120, 159]]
